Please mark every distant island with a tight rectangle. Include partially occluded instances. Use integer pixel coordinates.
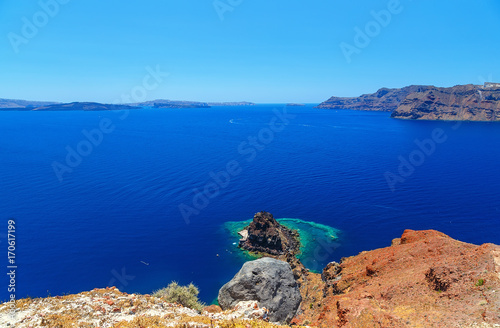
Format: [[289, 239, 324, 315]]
[[0, 101, 138, 111], [208, 101, 255, 106], [148, 100, 211, 109], [129, 99, 255, 108], [317, 83, 500, 121], [0, 98, 256, 111], [0, 98, 58, 109], [286, 103, 305, 107], [5, 83, 500, 120]]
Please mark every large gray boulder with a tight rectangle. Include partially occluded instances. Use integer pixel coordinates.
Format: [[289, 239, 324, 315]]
[[218, 257, 302, 323]]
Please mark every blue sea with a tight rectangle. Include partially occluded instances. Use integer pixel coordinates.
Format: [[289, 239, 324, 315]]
[[1, 105, 500, 303]]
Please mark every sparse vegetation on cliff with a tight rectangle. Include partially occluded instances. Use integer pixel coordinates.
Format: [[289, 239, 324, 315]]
[[1, 287, 301, 328], [153, 282, 205, 311], [2, 230, 500, 328]]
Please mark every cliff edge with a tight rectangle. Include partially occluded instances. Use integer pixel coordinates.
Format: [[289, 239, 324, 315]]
[[391, 84, 500, 121], [293, 229, 500, 328], [2, 229, 499, 327], [315, 85, 433, 112], [317, 83, 500, 121]]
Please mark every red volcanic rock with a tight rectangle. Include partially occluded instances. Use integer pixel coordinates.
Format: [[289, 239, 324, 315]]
[[203, 305, 222, 313], [294, 229, 500, 328]]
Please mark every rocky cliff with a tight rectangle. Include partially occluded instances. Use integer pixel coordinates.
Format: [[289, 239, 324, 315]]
[[315, 85, 433, 112], [292, 229, 500, 328], [391, 84, 500, 121], [238, 211, 301, 256], [317, 83, 500, 121]]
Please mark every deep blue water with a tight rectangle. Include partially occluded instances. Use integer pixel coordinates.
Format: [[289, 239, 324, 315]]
[[1, 105, 500, 303]]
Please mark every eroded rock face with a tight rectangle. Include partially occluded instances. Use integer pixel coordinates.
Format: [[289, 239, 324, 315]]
[[391, 84, 500, 121], [317, 83, 500, 121], [315, 85, 433, 112], [238, 211, 300, 256], [218, 257, 302, 323]]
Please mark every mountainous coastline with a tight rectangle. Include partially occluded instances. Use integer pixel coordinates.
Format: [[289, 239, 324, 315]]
[[315, 85, 433, 112], [391, 84, 500, 121], [30, 102, 139, 111], [4, 83, 500, 120], [0, 101, 139, 111], [0, 99, 255, 111], [0, 98, 58, 109], [129, 99, 255, 108], [317, 83, 500, 121], [207, 101, 255, 106]]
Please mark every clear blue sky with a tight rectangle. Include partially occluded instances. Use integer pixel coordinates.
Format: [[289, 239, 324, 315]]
[[1, 0, 499, 103]]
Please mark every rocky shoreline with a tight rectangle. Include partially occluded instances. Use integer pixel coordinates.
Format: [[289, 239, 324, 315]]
[[238, 212, 301, 257], [2, 217, 500, 327]]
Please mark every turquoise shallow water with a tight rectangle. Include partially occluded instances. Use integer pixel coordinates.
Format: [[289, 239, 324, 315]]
[[1, 105, 500, 303], [223, 218, 341, 272]]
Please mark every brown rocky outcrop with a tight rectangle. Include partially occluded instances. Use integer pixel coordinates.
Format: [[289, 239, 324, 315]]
[[292, 229, 500, 328], [391, 84, 500, 121], [238, 211, 300, 256], [317, 83, 500, 121], [315, 85, 433, 112]]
